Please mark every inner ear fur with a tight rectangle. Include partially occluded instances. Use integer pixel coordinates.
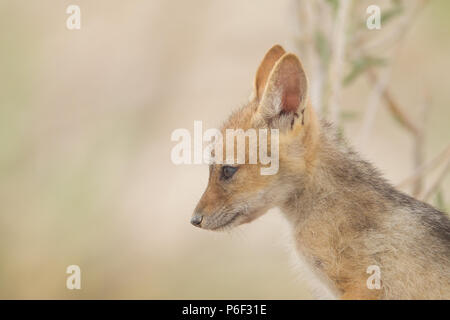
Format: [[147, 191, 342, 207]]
[[251, 44, 286, 102], [258, 53, 309, 123]]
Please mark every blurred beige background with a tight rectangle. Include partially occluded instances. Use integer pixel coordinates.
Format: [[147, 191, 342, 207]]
[[0, 0, 449, 299]]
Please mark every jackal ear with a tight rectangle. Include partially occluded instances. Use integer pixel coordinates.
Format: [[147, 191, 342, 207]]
[[250, 44, 286, 102], [254, 53, 309, 130]]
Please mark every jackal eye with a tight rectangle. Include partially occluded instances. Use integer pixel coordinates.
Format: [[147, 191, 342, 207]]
[[221, 166, 238, 180]]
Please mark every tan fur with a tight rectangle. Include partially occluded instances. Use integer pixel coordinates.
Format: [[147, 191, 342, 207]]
[[251, 44, 286, 102], [192, 45, 450, 299]]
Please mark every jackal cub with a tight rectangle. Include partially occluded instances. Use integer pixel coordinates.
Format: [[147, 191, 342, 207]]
[[191, 45, 450, 299]]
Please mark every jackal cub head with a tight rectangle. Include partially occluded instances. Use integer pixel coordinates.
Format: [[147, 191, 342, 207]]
[[192, 45, 320, 230]]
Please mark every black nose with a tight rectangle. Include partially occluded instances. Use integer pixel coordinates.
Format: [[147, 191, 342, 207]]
[[191, 214, 203, 226]]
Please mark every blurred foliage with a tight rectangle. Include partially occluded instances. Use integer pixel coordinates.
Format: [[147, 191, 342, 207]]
[[315, 31, 331, 67], [344, 56, 387, 86], [325, 0, 339, 13], [435, 189, 448, 212], [381, 0, 404, 25]]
